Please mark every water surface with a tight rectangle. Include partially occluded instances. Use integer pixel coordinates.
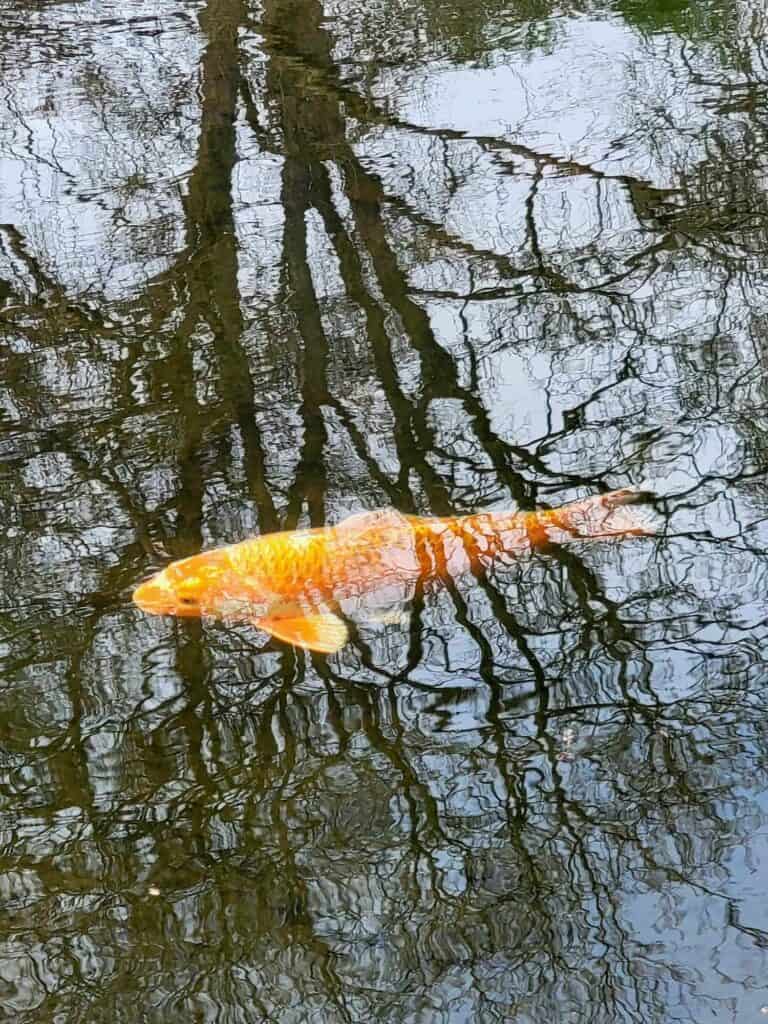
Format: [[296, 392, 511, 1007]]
[[2, 0, 768, 1020]]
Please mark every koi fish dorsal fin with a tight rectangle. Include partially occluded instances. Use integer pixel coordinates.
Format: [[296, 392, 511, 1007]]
[[334, 507, 414, 533], [255, 612, 349, 654]]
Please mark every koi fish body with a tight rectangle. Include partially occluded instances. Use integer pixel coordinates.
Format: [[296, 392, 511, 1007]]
[[133, 488, 657, 654]]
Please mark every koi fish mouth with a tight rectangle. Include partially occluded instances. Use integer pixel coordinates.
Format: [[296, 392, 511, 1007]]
[[132, 573, 199, 617], [132, 577, 170, 613]]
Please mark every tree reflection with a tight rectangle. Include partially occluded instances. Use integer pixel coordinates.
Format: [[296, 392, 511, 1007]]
[[1, 0, 768, 1020]]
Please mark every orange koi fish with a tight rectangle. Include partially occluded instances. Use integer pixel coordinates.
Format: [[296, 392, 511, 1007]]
[[133, 488, 657, 654]]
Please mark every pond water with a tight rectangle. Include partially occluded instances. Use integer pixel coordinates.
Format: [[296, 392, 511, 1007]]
[[2, 0, 768, 1020]]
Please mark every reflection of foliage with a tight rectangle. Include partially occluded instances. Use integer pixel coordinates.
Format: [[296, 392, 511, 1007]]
[[618, 0, 699, 35], [2, 0, 768, 1020], [328, 0, 580, 63], [618, 0, 733, 42]]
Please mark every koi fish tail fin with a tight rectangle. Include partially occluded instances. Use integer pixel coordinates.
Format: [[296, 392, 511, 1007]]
[[537, 488, 660, 544]]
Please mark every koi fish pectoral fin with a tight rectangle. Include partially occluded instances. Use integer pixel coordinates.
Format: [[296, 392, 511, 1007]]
[[254, 612, 349, 654]]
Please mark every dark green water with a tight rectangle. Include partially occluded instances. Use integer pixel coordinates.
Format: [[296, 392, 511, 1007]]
[[1, 0, 768, 1019]]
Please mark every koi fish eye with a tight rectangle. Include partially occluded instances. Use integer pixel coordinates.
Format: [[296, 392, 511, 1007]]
[[179, 596, 198, 606]]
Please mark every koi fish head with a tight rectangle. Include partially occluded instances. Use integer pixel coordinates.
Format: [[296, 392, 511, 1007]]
[[133, 549, 237, 619], [133, 546, 349, 653]]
